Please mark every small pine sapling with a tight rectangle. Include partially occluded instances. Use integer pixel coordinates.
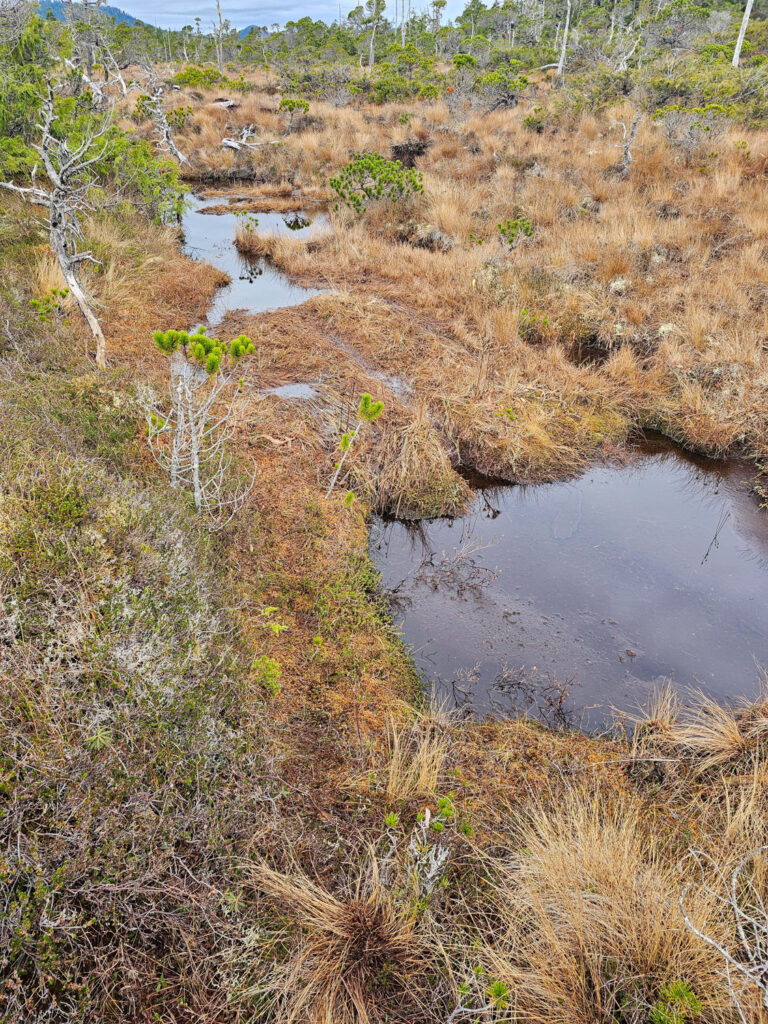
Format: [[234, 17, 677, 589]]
[[143, 327, 257, 525], [325, 392, 384, 499], [330, 153, 423, 214], [278, 96, 309, 127], [498, 215, 533, 250], [29, 287, 70, 324]]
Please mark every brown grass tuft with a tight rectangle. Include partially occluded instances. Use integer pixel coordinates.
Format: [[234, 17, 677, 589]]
[[484, 792, 732, 1023], [670, 687, 768, 771], [250, 861, 431, 1023], [352, 403, 472, 518], [385, 709, 451, 800]]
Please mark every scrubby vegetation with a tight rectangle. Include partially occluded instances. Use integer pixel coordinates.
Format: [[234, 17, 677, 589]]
[[2, 0, 768, 1020]]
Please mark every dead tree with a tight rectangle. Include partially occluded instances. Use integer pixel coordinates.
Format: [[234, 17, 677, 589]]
[[0, 0, 34, 45], [556, 0, 571, 77], [142, 329, 257, 526], [65, 0, 105, 80], [733, 0, 755, 67], [214, 0, 226, 73], [64, 55, 106, 104], [62, 0, 128, 103], [221, 125, 281, 151], [0, 84, 112, 368], [100, 40, 128, 96], [680, 847, 768, 1023], [139, 65, 188, 165], [613, 112, 642, 176]]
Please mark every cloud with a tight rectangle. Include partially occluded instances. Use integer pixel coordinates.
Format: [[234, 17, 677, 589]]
[[126, 0, 463, 30]]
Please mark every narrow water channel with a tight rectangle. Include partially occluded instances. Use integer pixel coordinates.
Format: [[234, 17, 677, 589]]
[[370, 435, 768, 725], [181, 194, 326, 323], [178, 194, 768, 726]]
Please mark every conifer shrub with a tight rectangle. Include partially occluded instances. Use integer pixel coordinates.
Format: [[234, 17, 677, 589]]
[[329, 153, 423, 214]]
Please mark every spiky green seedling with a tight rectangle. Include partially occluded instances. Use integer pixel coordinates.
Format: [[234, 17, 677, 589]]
[[152, 328, 254, 376], [357, 392, 384, 422], [325, 392, 384, 499]]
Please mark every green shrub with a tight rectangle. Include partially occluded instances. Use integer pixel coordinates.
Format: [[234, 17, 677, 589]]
[[133, 93, 153, 121], [498, 216, 533, 249], [170, 65, 224, 88], [649, 981, 702, 1024], [167, 105, 193, 130], [252, 654, 282, 695], [476, 63, 529, 111], [329, 152, 423, 214], [278, 96, 310, 115], [29, 287, 69, 324], [653, 103, 731, 161]]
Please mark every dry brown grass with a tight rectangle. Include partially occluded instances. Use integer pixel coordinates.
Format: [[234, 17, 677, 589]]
[[630, 685, 768, 773], [384, 709, 451, 801], [13, 76, 764, 1024], [670, 689, 768, 772], [249, 861, 432, 1024], [160, 87, 768, 492], [483, 792, 735, 1023]]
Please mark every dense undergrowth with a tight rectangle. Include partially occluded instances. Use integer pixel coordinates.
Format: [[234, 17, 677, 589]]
[[2, 5, 768, 1022], [2, 176, 768, 1024]]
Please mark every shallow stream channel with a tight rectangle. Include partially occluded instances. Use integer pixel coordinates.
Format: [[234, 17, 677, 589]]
[[180, 193, 768, 729], [370, 435, 768, 727]]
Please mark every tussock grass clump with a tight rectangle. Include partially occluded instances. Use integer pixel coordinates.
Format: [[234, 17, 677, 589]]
[[352, 405, 472, 518], [633, 685, 768, 772], [248, 862, 432, 1024], [385, 710, 451, 800], [485, 793, 732, 1024]]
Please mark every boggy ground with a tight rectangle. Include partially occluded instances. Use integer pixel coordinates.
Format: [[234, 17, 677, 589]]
[[132, 74, 768, 519], [1, 79, 768, 1024]]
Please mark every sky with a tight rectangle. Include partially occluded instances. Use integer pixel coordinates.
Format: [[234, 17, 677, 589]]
[[124, 0, 464, 31]]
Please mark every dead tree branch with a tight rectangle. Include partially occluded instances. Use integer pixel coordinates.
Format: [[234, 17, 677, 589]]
[[0, 82, 112, 367]]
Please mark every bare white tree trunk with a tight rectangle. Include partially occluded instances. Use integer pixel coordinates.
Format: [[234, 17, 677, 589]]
[[616, 33, 640, 70], [557, 0, 571, 76], [59, 258, 107, 368], [64, 57, 106, 104], [614, 112, 642, 176], [732, 0, 755, 67], [368, 16, 377, 67], [141, 65, 188, 165], [215, 0, 225, 73], [1, 84, 112, 369]]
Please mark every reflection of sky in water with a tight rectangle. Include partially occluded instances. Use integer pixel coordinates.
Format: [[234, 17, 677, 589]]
[[370, 437, 768, 724], [181, 195, 326, 323]]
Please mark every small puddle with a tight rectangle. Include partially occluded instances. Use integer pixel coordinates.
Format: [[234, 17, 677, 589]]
[[262, 382, 319, 400], [181, 194, 326, 323], [370, 434, 768, 726]]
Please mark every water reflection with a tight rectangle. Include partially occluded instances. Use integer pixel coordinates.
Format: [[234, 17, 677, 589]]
[[370, 434, 768, 726], [181, 194, 327, 323]]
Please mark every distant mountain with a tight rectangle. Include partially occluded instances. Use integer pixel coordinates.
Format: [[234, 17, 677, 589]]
[[239, 25, 267, 38], [38, 1, 139, 25]]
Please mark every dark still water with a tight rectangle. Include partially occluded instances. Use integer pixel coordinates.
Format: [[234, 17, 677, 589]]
[[181, 195, 326, 323], [369, 436, 768, 725]]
